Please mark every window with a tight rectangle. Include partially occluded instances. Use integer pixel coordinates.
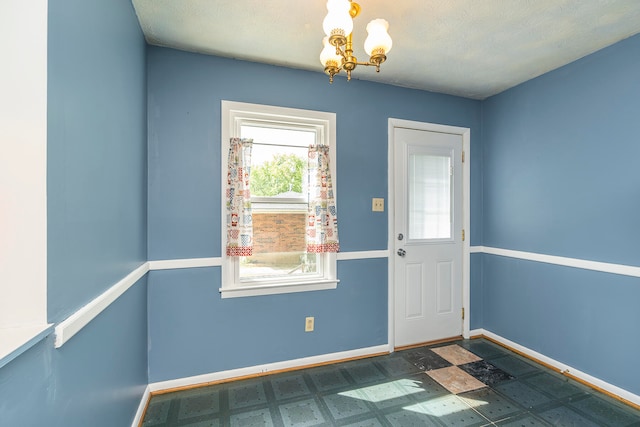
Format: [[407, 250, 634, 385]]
[[221, 101, 338, 298], [408, 149, 453, 240]]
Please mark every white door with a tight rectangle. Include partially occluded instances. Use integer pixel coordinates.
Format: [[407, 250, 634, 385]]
[[393, 127, 463, 347]]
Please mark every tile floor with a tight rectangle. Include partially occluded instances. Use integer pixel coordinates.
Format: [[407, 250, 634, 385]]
[[142, 338, 640, 426]]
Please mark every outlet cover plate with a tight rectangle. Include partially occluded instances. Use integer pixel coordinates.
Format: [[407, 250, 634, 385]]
[[305, 316, 314, 332]]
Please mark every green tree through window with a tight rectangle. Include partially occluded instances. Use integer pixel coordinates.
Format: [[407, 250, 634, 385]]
[[250, 153, 306, 197]]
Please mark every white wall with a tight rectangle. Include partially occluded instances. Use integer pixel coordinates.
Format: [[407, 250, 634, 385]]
[[0, 0, 48, 329]]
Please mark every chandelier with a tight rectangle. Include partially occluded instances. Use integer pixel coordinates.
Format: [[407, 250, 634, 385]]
[[320, 0, 392, 83]]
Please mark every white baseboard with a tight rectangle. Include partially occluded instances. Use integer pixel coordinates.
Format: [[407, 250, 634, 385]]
[[131, 385, 150, 427], [149, 344, 390, 393], [474, 328, 640, 406]]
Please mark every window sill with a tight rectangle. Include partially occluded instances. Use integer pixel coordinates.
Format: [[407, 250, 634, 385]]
[[0, 324, 53, 370], [220, 279, 339, 298]]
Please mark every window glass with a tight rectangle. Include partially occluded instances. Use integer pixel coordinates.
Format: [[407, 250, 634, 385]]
[[238, 126, 319, 281], [408, 153, 452, 240]]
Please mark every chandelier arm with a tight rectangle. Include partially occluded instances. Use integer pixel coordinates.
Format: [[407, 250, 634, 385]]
[[353, 61, 384, 73], [334, 46, 348, 61]]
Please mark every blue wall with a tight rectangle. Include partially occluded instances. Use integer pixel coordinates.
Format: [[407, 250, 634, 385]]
[[47, 0, 148, 322], [480, 34, 640, 394], [146, 47, 482, 382], [0, 279, 148, 427], [0, 0, 148, 425]]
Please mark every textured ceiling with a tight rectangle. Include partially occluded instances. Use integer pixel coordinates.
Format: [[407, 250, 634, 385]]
[[132, 0, 640, 99]]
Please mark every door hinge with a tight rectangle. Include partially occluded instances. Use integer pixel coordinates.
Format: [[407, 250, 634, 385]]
[[462, 307, 465, 320], [462, 229, 465, 241], [462, 150, 465, 163]]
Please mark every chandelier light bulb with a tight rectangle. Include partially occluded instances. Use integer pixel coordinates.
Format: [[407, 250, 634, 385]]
[[320, 37, 342, 67], [364, 18, 392, 55], [322, 0, 353, 39]]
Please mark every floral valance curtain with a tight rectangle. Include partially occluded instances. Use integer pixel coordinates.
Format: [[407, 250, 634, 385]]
[[226, 138, 253, 257], [306, 144, 339, 253]]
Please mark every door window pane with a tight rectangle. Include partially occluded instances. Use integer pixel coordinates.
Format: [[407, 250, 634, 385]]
[[408, 153, 452, 240]]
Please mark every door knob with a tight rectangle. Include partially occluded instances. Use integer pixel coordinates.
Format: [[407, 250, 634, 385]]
[[397, 248, 406, 257]]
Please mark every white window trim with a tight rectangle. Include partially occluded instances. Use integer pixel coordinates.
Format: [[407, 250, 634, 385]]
[[220, 101, 338, 298]]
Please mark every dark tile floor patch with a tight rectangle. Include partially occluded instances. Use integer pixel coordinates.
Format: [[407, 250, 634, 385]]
[[270, 373, 311, 401], [488, 354, 542, 377], [393, 374, 449, 401], [176, 389, 220, 420], [375, 355, 423, 378], [227, 380, 268, 410], [458, 340, 509, 359], [278, 398, 326, 427], [523, 372, 589, 400], [459, 360, 515, 386], [403, 347, 453, 371], [495, 380, 552, 409], [385, 405, 442, 426], [341, 417, 385, 427], [307, 366, 351, 392], [143, 399, 171, 425], [496, 412, 552, 426], [230, 407, 274, 427], [321, 391, 371, 420], [568, 395, 640, 427], [459, 387, 523, 422], [538, 404, 602, 427], [141, 339, 640, 427], [338, 359, 387, 385]]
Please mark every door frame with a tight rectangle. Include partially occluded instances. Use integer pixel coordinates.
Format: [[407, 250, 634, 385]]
[[387, 118, 471, 350]]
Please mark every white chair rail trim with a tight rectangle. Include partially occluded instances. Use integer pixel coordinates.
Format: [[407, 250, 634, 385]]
[[148, 250, 391, 270], [471, 246, 640, 278], [53, 251, 390, 349], [54, 262, 149, 348]]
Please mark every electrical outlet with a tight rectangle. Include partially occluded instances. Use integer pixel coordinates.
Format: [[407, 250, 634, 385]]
[[372, 198, 384, 212], [305, 316, 314, 332]]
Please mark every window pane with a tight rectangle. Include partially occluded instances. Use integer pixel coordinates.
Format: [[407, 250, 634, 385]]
[[240, 211, 318, 280], [241, 125, 315, 147], [249, 144, 308, 197], [239, 124, 318, 281], [408, 153, 452, 239]]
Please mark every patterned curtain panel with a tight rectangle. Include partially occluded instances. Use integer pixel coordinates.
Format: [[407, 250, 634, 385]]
[[226, 138, 253, 257], [306, 144, 339, 253]]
